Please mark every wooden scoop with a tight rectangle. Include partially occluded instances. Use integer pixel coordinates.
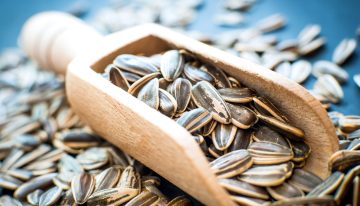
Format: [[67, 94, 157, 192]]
[[20, 12, 338, 205]]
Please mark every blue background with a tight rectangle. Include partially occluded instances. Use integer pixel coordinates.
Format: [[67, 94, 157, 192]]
[[0, 0, 359, 204]]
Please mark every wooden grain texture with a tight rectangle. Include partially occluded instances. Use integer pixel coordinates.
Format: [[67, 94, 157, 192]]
[[20, 12, 339, 205]]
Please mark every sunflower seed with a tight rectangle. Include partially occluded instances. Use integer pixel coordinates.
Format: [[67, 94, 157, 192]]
[[230, 195, 268, 206], [199, 64, 231, 88], [338, 115, 360, 133], [27, 189, 43, 205], [252, 96, 288, 122], [95, 166, 122, 192], [191, 81, 231, 123], [334, 165, 360, 205], [227, 103, 258, 129], [202, 120, 217, 136], [209, 150, 253, 178], [239, 165, 287, 186], [288, 169, 322, 192], [290, 60, 312, 84], [290, 140, 311, 162], [0, 195, 22, 206], [297, 24, 321, 46], [329, 150, 360, 172], [257, 114, 305, 139], [228, 129, 252, 151], [255, 14, 286, 33], [219, 178, 269, 200], [307, 171, 344, 197], [76, 147, 109, 170], [176, 107, 212, 133], [128, 72, 160, 96], [332, 38, 357, 65], [137, 78, 160, 109], [108, 64, 130, 90], [14, 173, 57, 200], [160, 50, 185, 81], [271, 196, 336, 206], [184, 63, 214, 84], [117, 166, 141, 190], [353, 175, 360, 206], [167, 196, 192, 206], [124, 191, 159, 206], [71, 173, 95, 204], [113, 54, 158, 76], [87, 187, 139, 206], [298, 37, 326, 56], [267, 182, 304, 200], [39, 186, 62, 206], [312, 60, 348, 83], [218, 88, 255, 103], [252, 126, 289, 148], [0, 173, 22, 190], [158, 89, 177, 117], [167, 78, 192, 113], [12, 144, 51, 169], [212, 123, 238, 151], [248, 142, 293, 165]]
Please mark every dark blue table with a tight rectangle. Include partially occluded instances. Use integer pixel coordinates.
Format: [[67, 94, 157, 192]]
[[1, 0, 359, 204]]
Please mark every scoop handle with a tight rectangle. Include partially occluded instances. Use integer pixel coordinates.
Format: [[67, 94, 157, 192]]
[[20, 11, 103, 74]]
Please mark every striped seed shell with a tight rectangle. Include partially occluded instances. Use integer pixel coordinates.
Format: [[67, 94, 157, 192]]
[[312, 60, 348, 83], [288, 169, 322, 193], [332, 38, 357, 65], [238, 164, 288, 187], [12, 144, 51, 169], [338, 115, 360, 133], [0, 174, 22, 190], [71, 173, 95, 204], [117, 166, 141, 190], [228, 129, 252, 151], [257, 114, 305, 139], [76, 147, 109, 170], [167, 196, 192, 206], [346, 138, 360, 150], [39, 186, 62, 206], [128, 72, 160, 96], [298, 37, 326, 56], [160, 50, 185, 81], [137, 78, 160, 109], [199, 64, 231, 88], [158, 89, 177, 117], [252, 126, 289, 148], [122, 70, 142, 83], [329, 150, 360, 172], [219, 178, 269, 200], [113, 54, 158, 76], [108, 64, 130, 90], [248, 141, 293, 165], [212, 123, 238, 151], [353, 176, 360, 206], [191, 81, 231, 124], [183, 63, 214, 84], [307, 171, 344, 197], [57, 130, 100, 149], [298, 24, 321, 46], [218, 88, 255, 103], [176, 107, 212, 133], [95, 166, 122, 192], [124, 191, 159, 206], [27, 189, 43, 205], [227, 103, 258, 129], [14, 173, 57, 200], [230, 195, 268, 206], [0, 196, 23, 206], [202, 120, 218, 136], [209, 150, 253, 178], [167, 78, 192, 113], [267, 182, 304, 201], [290, 140, 311, 162], [252, 96, 288, 122], [208, 144, 223, 158], [271, 196, 336, 206], [87, 187, 139, 206], [313, 74, 343, 104], [334, 165, 360, 205]]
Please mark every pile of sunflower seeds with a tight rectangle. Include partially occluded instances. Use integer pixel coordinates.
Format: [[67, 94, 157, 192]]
[[102, 49, 330, 205], [0, 54, 191, 205]]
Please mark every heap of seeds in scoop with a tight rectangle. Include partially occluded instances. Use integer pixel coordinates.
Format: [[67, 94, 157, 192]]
[[102, 49, 326, 205], [0, 55, 191, 205]]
